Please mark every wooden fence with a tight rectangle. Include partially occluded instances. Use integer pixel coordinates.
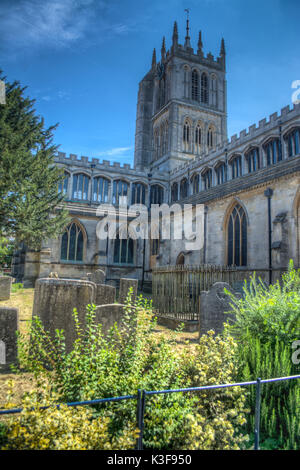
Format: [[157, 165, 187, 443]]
[[152, 264, 272, 321]]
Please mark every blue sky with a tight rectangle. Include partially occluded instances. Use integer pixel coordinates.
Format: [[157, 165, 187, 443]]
[[1, 0, 299, 166]]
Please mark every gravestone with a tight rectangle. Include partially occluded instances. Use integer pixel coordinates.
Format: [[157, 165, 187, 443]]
[[32, 278, 96, 353], [0, 340, 5, 365], [94, 304, 126, 336], [0, 306, 19, 367], [119, 278, 138, 304], [200, 282, 238, 337], [95, 303, 137, 338], [95, 284, 116, 306], [87, 269, 105, 285], [0, 276, 12, 301]]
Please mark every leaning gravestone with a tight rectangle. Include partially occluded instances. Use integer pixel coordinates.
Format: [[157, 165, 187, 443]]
[[119, 278, 138, 305], [200, 282, 238, 337], [95, 284, 116, 306], [32, 279, 96, 353], [94, 304, 127, 336], [87, 269, 106, 285], [0, 306, 19, 368], [0, 276, 12, 301]]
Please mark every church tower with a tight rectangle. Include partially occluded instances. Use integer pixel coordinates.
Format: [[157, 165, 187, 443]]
[[134, 19, 227, 172]]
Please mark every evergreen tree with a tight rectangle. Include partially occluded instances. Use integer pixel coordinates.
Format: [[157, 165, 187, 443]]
[[0, 72, 69, 248]]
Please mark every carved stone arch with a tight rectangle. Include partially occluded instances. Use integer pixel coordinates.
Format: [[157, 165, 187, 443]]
[[176, 252, 185, 266], [260, 134, 280, 148], [92, 173, 111, 182], [200, 166, 213, 176], [213, 158, 226, 170], [228, 152, 242, 164], [72, 170, 91, 178], [181, 63, 192, 71], [282, 122, 300, 139], [222, 198, 250, 232]]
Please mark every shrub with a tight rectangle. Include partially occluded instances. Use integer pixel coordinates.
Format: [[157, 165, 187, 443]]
[[12, 291, 248, 450], [11, 283, 23, 293], [225, 260, 300, 346], [1, 385, 137, 450], [225, 261, 300, 450]]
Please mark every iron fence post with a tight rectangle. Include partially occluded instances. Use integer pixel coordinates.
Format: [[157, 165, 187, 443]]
[[137, 389, 146, 450], [254, 378, 262, 450]]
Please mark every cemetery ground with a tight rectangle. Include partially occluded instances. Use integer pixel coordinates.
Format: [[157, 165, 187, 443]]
[[0, 287, 198, 408]]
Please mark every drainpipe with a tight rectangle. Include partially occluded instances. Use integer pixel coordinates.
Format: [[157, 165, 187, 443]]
[[203, 206, 208, 264], [264, 188, 273, 285]]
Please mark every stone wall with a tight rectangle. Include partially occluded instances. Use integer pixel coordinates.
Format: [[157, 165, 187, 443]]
[[0, 307, 18, 368]]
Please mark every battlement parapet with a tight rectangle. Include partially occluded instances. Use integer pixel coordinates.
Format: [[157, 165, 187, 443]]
[[55, 153, 135, 171], [169, 102, 300, 179]]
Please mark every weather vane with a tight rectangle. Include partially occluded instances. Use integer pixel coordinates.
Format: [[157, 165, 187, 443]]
[[184, 8, 191, 39], [184, 8, 190, 19]]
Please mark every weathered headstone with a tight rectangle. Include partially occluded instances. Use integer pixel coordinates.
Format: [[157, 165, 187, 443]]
[[32, 278, 96, 353], [199, 282, 237, 337], [87, 269, 106, 285], [95, 284, 116, 306], [0, 306, 19, 367], [119, 278, 138, 304], [0, 340, 5, 365], [0, 276, 12, 301], [94, 304, 126, 336]]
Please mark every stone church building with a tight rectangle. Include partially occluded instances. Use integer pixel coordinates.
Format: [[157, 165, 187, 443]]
[[13, 21, 300, 287]]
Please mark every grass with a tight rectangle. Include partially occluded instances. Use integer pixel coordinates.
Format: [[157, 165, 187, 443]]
[[0, 288, 199, 408]]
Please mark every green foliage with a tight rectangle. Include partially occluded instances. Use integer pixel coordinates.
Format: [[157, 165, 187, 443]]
[[225, 260, 300, 345], [1, 383, 137, 450], [225, 261, 300, 450], [13, 290, 248, 450], [11, 283, 24, 293], [0, 236, 14, 269], [0, 71, 69, 248]]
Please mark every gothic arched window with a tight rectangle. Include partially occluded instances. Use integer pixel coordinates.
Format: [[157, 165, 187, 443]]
[[183, 120, 191, 152], [202, 169, 212, 190], [61, 222, 84, 262], [93, 177, 109, 203], [227, 204, 247, 267], [285, 128, 300, 157], [113, 231, 134, 265], [153, 128, 159, 161], [230, 155, 242, 179], [211, 74, 218, 107], [183, 66, 189, 99], [264, 139, 281, 166], [191, 173, 200, 194], [171, 182, 178, 202], [131, 182, 146, 205], [72, 173, 90, 200], [180, 178, 188, 199], [191, 70, 199, 101], [215, 162, 226, 185], [195, 124, 202, 154], [112, 180, 128, 205], [201, 72, 208, 104], [246, 148, 260, 173], [150, 185, 164, 205], [58, 171, 69, 196], [207, 126, 215, 149]]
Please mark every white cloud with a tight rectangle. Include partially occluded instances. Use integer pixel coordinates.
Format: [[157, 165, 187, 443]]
[[99, 147, 133, 157], [0, 0, 103, 51], [0, 0, 152, 56]]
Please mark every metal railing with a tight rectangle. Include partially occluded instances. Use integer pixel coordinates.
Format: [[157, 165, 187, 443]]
[[0, 374, 299, 451]]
